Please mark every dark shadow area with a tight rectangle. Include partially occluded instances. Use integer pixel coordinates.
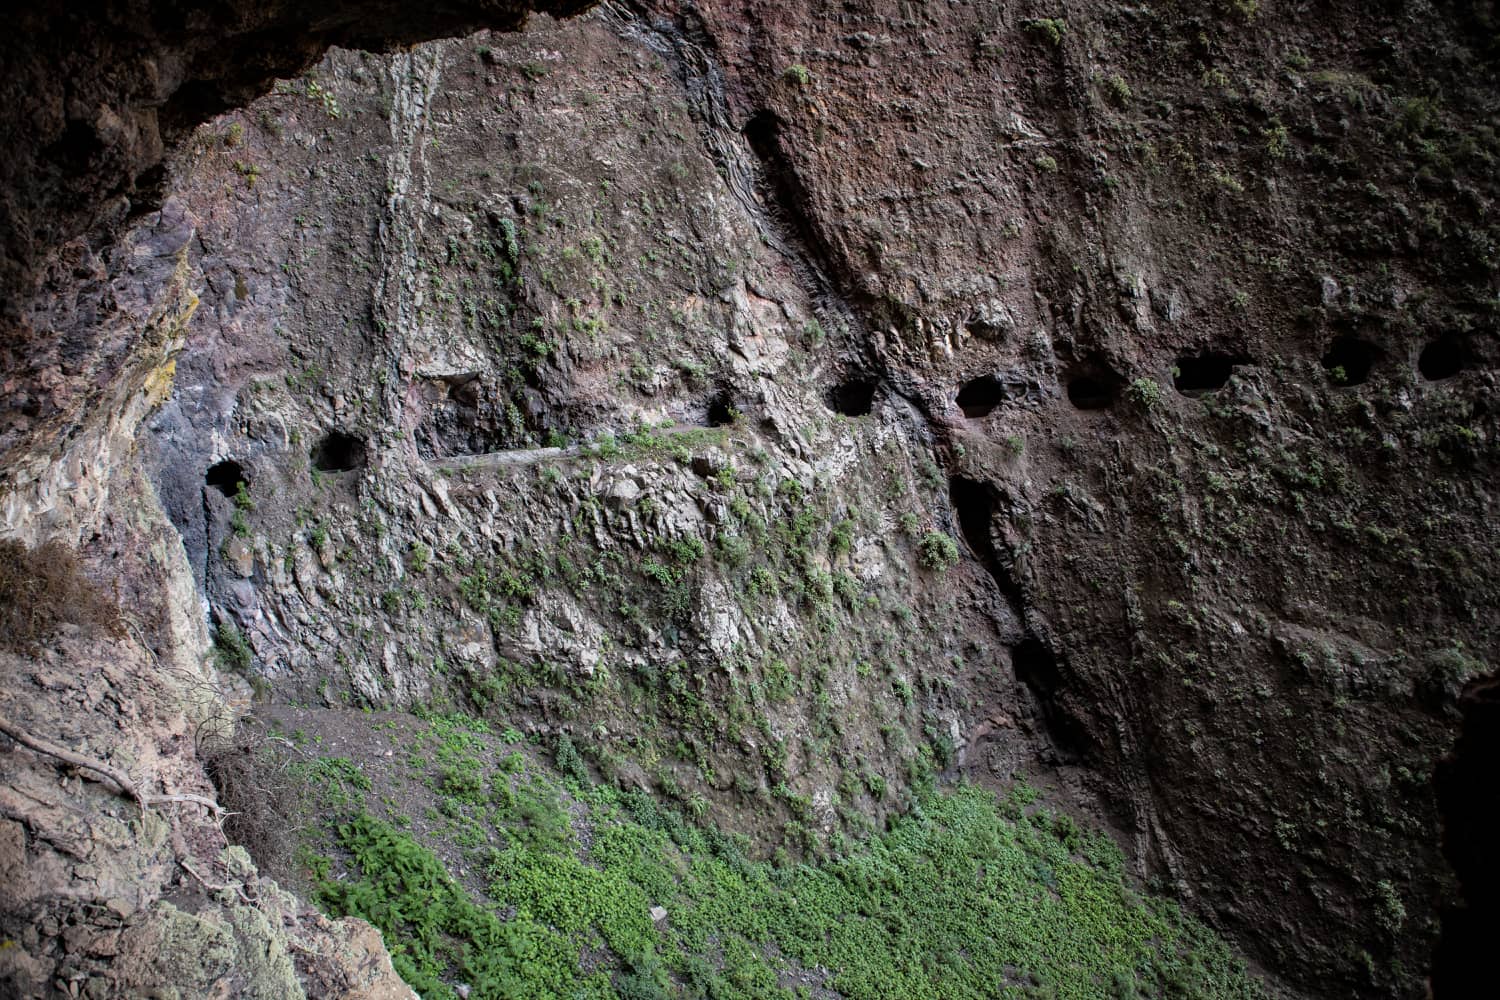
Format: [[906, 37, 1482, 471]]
[[311, 430, 367, 473], [950, 477, 998, 565], [1066, 374, 1119, 410], [1420, 336, 1467, 381], [205, 459, 247, 498], [706, 389, 737, 427], [1174, 353, 1249, 394], [415, 372, 563, 458], [1321, 336, 1381, 386], [1011, 636, 1088, 761], [950, 476, 1022, 601], [826, 376, 878, 417], [743, 108, 846, 293], [1433, 676, 1500, 997], [956, 375, 1006, 418]]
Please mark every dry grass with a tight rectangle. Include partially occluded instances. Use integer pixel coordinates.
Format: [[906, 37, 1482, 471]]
[[200, 718, 311, 880], [0, 538, 122, 654]]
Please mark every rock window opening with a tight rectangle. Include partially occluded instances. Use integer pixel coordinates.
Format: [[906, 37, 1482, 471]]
[[956, 375, 1005, 418], [1419, 336, 1466, 381], [310, 431, 367, 473], [1173, 353, 1245, 394], [1321, 336, 1380, 386], [706, 390, 737, 427], [1012, 637, 1061, 696], [826, 376, 878, 417], [1066, 375, 1118, 410], [205, 460, 247, 498]]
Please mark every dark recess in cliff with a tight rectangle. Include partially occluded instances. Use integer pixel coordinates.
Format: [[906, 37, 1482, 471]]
[[205, 459, 248, 497], [311, 430, 367, 472], [1420, 335, 1468, 381], [949, 476, 1008, 589], [955, 375, 1006, 417], [1065, 373, 1121, 410], [706, 388, 736, 426], [1011, 637, 1087, 761], [1173, 353, 1250, 395], [1434, 675, 1500, 997], [1321, 335, 1382, 386], [826, 376, 878, 417]]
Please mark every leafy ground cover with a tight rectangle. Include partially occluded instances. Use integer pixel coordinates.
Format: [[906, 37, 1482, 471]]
[[301, 714, 1263, 1000]]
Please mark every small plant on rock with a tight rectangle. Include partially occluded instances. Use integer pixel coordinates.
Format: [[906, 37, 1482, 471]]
[[1023, 17, 1067, 47], [1126, 377, 1163, 411], [917, 532, 960, 572], [783, 64, 812, 86]]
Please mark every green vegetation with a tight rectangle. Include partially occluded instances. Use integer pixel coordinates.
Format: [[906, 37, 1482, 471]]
[[409, 541, 431, 574], [213, 620, 253, 674], [917, 531, 960, 572], [230, 479, 254, 537], [309, 772, 1261, 1000], [782, 64, 812, 86], [1126, 377, 1164, 411], [1023, 18, 1067, 47]]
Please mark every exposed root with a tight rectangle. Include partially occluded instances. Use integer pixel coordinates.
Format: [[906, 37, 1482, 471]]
[[0, 712, 223, 817]]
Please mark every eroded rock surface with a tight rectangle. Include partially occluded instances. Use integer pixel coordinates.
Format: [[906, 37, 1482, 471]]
[[2, 1, 1499, 998]]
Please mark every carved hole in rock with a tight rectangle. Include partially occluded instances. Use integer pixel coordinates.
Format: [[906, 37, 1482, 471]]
[[1011, 637, 1087, 759], [205, 460, 247, 498], [826, 376, 878, 417], [1066, 374, 1119, 410], [1173, 353, 1246, 394], [956, 375, 1005, 418], [1321, 336, 1381, 386], [706, 389, 737, 427], [310, 431, 367, 473], [1420, 336, 1467, 381]]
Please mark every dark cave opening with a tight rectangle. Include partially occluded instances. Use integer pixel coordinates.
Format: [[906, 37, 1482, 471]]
[[1173, 353, 1246, 394], [950, 476, 998, 564], [1419, 336, 1467, 381], [1012, 637, 1061, 695], [956, 375, 1005, 418], [1433, 676, 1500, 996], [826, 376, 878, 417], [310, 431, 367, 473], [205, 459, 247, 498], [706, 389, 737, 427], [1321, 336, 1381, 386], [1066, 375, 1119, 410], [743, 110, 786, 177]]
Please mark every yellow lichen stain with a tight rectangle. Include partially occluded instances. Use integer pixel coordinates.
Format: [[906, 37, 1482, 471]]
[[143, 358, 177, 407]]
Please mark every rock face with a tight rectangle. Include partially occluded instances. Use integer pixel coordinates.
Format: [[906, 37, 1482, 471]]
[[2, 1, 1499, 999], [0, 0, 594, 547], [0, 0, 596, 312]]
